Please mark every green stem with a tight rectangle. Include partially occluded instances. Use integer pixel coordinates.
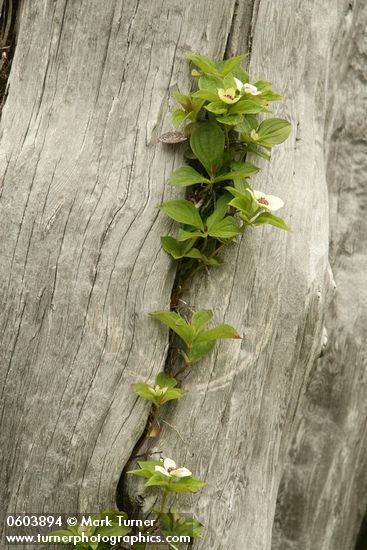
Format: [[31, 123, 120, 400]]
[[175, 354, 191, 379], [160, 489, 169, 514], [209, 241, 228, 258], [129, 404, 161, 460], [224, 125, 230, 149], [148, 405, 160, 436]]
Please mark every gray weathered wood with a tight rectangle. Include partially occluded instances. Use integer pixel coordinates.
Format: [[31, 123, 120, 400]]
[[272, 2, 367, 548], [0, 0, 238, 538], [125, 1, 362, 549], [1, 1, 366, 549]]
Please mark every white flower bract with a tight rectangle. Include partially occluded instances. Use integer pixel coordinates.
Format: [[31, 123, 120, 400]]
[[252, 190, 284, 212], [155, 458, 192, 478], [234, 77, 261, 96]]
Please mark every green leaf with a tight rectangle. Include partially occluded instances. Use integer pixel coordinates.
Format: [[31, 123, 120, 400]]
[[252, 212, 290, 230], [216, 113, 244, 126], [232, 179, 250, 193], [173, 91, 192, 111], [128, 460, 161, 478], [223, 146, 236, 165], [172, 109, 188, 128], [260, 90, 283, 101], [156, 372, 178, 388], [213, 162, 259, 182], [232, 66, 250, 83], [185, 52, 219, 75], [144, 473, 172, 490], [161, 236, 196, 260], [190, 121, 224, 177], [205, 101, 228, 115], [236, 115, 259, 134], [159, 508, 203, 541], [190, 97, 206, 120], [254, 80, 283, 101], [192, 89, 221, 102], [191, 310, 213, 335], [160, 476, 206, 494], [178, 228, 205, 241], [184, 248, 223, 266], [188, 340, 215, 363], [256, 118, 292, 147], [222, 73, 237, 90], [199, 74, 223, 91], [206, 194, 230, 230], [160, 199, 204, 230], [150, 311, 194, 344], [227, 187, 256, 213], [246, 144, 272, 160], [197, 324, 241, 342], [132, 377, 185, 407], [221, 54, 248, 76], [132, 383, 159, 405], [168, 166, 210, 187], [230, 99, 265, 115], [254, 80, 272, 91], [159, 387, 186, 405], [207, 216, 240, 239]]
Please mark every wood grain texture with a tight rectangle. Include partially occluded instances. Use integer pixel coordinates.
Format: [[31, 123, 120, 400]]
[[272, 1, 367, 548], [0, 0, 238, 544], [125, 1, 352, 549], [1, 1, 366, 550]]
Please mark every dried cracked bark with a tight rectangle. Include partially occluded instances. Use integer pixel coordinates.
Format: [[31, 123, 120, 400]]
[[0, 1, 366, 549]]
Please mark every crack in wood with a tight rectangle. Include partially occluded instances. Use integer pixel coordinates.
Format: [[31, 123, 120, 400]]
[[0, 0, 19, 114]]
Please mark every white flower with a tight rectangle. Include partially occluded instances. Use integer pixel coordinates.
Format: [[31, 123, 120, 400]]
[[218, 87, 241, 104], [243, 83, 261, 95], [252, 190, 284, 212], [234, 78, 261, 96], [155, 458, 192, 478]]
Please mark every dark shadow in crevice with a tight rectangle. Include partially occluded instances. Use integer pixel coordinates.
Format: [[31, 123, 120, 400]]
[[355, 510, 367, 550], [0, 0, 20, 114]]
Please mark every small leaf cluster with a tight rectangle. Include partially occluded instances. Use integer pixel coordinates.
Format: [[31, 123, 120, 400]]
[[132, 310, 240, 437], [160, 52, 291, 281], [129, 460, 205, 494], [48, 511, 130, 550], [133, 372, 186, 408], [151, 309, 240, 365], [126, 52, 292, 547], [157, 506, 203, 544]]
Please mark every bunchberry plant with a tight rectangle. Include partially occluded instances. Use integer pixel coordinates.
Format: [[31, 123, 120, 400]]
[[160, 52, 291, 287], [156, 506, 203, 547], [129, 50, 292, 548], [47, 511, 131, 550], [151, 309, 240, 372], [128, 457, 205, 545], [133, 372, 186, 437], [132, 310, 239, 437]]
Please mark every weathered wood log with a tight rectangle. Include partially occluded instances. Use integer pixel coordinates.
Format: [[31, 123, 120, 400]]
[[0, 1, 366, 550], [273, 2, 367, 548], [0, 0, 242, 545], [125, 1, 366, 549]]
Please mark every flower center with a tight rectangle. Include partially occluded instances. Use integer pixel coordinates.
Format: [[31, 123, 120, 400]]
[[258, 197, 269, 206], [224, 93, 235, 101], [167, 467, 176, 473]]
